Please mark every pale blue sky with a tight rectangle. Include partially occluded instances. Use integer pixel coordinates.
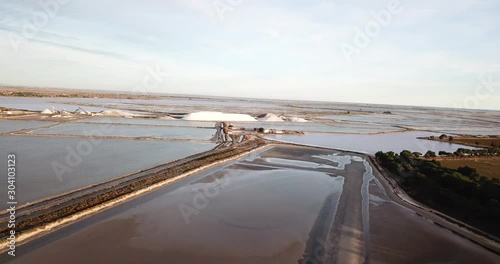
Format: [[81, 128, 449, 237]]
[[0, 0, 499, 109]]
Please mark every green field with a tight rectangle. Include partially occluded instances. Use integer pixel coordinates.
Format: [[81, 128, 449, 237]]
[[452, 137, 500, 148], [429, 135, 500, 148], [439, 158, 500, 180]]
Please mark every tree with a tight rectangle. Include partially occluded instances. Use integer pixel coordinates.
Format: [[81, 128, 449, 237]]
[[439, 134, 447, 140], [449, 136, 454, 141], [457, 166, 478, 180], [400, 150, 413, 160], [439, 151, 449, 156], [424, 150, 436, 158]]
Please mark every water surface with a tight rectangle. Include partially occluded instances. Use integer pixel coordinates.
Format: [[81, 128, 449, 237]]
[[0, 136, 216, 208], [80, 117, 215, 128], [7, 159, 343, 263], [30, 123, 215, 140], [0, 120, 56, 133], [267, 131, 478, 154]]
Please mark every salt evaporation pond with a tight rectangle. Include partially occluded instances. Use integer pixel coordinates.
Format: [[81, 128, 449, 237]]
[[0, 120, 56, 133], [30, 123, 215, 140], [320, 113, 499, 133], [267, 131, 478, 154], [319, 114, 405, 123], [0, 136, 216, 209], [233, 122, 403, 134], [5, 146, 345, 263], [0, 97, 111, 112], [430, 129, 500, 136], [80, 117, 215, 128], [53, 98, 285, 114], [80, 118, 404, 134], [6, 145, 497, 263]]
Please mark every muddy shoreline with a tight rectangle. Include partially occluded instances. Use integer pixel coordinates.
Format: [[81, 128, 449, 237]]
[[265, 142, 500, 260], [368, 156, 500, 255]]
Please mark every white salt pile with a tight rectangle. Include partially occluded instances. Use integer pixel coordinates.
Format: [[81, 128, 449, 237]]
[[41, 109, 54, 115], [98, 110, 137, 117], [257, 113, 284, 122], [287, 117, 308, 122], [183, 111, 257, 122], [158, 116, 176, 120]]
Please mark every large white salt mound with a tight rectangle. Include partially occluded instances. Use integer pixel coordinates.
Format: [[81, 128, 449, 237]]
[[288, 117, 308, 122], [258, 113, 284, 122], [99, 110, 136, 117], [183, 111, 257, 122], [41, 109, 54, 115], [74, 108, 90, 115]]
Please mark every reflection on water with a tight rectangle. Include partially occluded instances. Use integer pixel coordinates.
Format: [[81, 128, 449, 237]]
[[268, 131, 478, 154], [263, 157, 338, 169], [0, 97, 111, 112], [80, 118, 215, 128], [0, 120, 56, 133], [5, 145, 499, 264], [9, 165, 344, 263], [313, 154, 352, 170], [0, 136, 216, 209], [319, 112, 500, 136], [30, 123, 215, 140], [233, 121, 403, 134]]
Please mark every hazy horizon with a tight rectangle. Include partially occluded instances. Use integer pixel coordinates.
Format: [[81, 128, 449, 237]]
[[0, 0, 499, 110], [3, 85, 499, 113]]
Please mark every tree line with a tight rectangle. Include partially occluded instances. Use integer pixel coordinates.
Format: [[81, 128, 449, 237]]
[[422, 147, 500, 158]]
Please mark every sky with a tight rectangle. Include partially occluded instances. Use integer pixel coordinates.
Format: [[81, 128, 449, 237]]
[[0, 0, 499, 110]]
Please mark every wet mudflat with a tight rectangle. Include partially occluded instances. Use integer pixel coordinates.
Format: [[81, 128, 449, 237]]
[[3, 145, 498, 263], [366, 178, 498, 264], [0, 136, 216, 209]]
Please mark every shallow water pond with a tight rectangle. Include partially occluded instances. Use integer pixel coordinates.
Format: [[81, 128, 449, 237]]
[[267, 131, 478, 154], [30, 123, 215, 140], [0, 120, 56, 133], [80, 117, 215, 128], [0, 136, 216, 209]]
